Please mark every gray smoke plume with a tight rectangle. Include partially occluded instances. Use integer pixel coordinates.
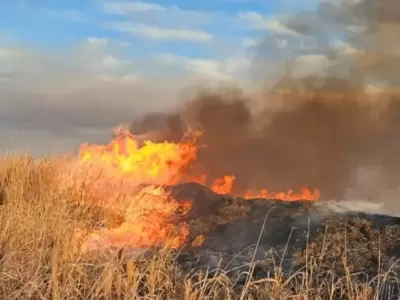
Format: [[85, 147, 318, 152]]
[[130, 0, 400, 204]]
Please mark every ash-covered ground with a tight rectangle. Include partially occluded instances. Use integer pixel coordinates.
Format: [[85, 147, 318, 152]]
[[167, 183, 400, 285]]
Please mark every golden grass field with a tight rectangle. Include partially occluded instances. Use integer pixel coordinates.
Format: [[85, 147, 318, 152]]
[[0, 154, 398, 300]]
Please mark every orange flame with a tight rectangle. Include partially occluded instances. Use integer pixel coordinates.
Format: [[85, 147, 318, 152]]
[[208, 175, 320, 201], [80, 186, 191, 252], [78, 127, 198, 186], [210, 175, 236, 195], [75, 126, 320, 251]]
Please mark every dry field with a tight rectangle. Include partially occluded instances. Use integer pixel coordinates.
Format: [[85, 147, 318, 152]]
[[0, 154, 398, 300]]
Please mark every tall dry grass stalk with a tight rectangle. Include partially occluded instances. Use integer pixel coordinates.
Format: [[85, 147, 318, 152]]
[[0, 154, 397, 299]]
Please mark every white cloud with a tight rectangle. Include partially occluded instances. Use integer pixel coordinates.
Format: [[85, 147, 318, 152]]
[[186, 59, 233, 80], [276, 37, 288, 49], [108, 22, 212, 42], [102, 1, 215, 26], [239, 12, 301, 36], [100, 55, 131, 69], [331, 40, 362, 54], [102, 1, 243, 39], [242, 37, 258, 48], [291, 54, 334, 77], [77, 38, 132, 72], [156, 53, 252, 82], [39, 8, 87, 22], [225, 57, 251, 74], [86, 37, 109, 47], [103, 1, 165, 13], [16, 4, 87, 23]]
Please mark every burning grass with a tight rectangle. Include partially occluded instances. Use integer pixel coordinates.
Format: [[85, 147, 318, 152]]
[[0, 154, 398, 300]]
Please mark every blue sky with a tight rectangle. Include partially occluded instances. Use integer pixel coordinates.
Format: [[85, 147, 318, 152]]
[[0, 0, 329, 154], [0, 0, 316, 60]]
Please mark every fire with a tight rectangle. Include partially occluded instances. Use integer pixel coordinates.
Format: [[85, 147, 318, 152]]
[[75, 126, 320, 252], [243, 186, 320, 201], [78, 127, 198, 186], [80, 186, 191, 252], [208, 175, 320, 201], [210, 175, 236, 195]]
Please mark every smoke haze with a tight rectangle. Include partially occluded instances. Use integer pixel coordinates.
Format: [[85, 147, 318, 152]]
[[130, 0, 400, 203]]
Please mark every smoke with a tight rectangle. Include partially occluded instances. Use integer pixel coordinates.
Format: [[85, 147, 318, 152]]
[[130, 0, 400, 203]]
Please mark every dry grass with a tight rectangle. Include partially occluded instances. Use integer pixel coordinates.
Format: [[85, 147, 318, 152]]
[[0, 154, 398, 300]]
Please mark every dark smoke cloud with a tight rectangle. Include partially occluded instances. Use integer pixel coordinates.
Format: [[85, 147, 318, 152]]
[[130, 0, 400, 201]]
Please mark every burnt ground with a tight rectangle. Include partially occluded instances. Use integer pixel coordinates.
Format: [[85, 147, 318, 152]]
[[64, 182, 400, 298], [168, 183, 400, 286]]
